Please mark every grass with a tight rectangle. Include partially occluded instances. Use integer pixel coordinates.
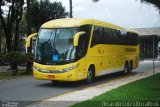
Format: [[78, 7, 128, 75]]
[[71, 73, 160, 107], [0, 71, 32, 80]]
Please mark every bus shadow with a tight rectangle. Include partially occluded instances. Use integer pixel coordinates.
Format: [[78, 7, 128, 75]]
[[37, 71, 138, 89]]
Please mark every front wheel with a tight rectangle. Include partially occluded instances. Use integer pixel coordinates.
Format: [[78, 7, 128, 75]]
[[86, 67, 95, 83]]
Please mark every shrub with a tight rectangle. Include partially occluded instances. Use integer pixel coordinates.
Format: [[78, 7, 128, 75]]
[[1, 51, 33, 65], [0, 51, 34, 74]]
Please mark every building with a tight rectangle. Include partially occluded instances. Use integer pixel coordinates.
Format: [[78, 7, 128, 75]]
[[132, 27, 160, 58]]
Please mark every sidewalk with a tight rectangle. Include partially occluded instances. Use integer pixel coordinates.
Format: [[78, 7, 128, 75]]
[[27, 67, 160, 107]]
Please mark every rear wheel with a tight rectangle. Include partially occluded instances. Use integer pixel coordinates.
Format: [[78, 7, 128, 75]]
[[86, 67, 95, 83], [124, 62, 130, 74], [130, 61, 133, 71]]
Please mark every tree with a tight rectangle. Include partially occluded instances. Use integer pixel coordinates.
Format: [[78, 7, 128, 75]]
[[92, 0, 160, 11], [27, 0, 32, 38], [0, 20, 2, 54], [0, 20, 6, 54], [30, 0, 69, 31], [139, 0, 160, 10], [0, 0, 24, 52], [0, 0, 24, 74], [92, 0, 99, 2], [26, 0, 32, 74]]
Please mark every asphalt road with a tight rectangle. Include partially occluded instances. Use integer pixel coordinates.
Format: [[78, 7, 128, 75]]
[[0, 59, 160, 107]]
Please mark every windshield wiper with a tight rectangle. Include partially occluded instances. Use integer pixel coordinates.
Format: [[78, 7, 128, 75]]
[[34, 59, 42, 64]]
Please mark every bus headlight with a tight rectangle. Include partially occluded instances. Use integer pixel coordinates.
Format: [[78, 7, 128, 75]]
[[60, 64, 79, 72], [33, 66, 50, 73]]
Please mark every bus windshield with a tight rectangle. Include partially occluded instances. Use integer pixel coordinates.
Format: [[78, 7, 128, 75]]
[[34, 28, 79, 65]]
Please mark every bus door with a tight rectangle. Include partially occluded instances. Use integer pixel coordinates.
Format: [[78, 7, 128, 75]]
[[76, 35, 86, 79]]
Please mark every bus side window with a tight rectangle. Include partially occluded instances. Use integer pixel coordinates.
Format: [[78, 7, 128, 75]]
[[91, 26, 101, 47], [120, 30, 127, 45], [136, 34, 139, 45], [132, 33, 139, 45], [127, 32, 136, 45], [77, 35, 85, 57], [116, 30, 121, 44], [104, 28, 111, 44], [100, 27, 104, 44], [110, 29, 118, 44], [80, 25, 92, 55]]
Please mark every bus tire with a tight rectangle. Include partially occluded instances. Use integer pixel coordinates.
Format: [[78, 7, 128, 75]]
[[130, 61, 133, 71], [86, 66, 95, 83], [124, 62, 130, 74]]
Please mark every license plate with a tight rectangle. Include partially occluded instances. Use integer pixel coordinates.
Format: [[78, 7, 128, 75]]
[[47, 75, 55, 79]]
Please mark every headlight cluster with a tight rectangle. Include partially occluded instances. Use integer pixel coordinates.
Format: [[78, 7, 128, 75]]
[[33, 66, 50, 73], [59, 64, 79, 72], [33, 64, 79, 73]]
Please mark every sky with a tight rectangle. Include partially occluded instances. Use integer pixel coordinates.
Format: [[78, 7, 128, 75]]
[[51, 0, 160, 28]]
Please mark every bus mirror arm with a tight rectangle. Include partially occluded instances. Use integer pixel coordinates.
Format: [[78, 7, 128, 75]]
[[73, 31, 85, 47], [26, 33, 38, 48]]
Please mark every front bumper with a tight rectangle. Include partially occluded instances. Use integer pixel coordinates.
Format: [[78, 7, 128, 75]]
[[33, 68, 79, 81]]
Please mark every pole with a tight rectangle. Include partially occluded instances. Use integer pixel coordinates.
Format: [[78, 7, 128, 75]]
[[153, 35, 155, 74], [69, 0, 73, 18]]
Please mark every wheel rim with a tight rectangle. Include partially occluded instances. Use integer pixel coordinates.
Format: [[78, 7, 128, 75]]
[[87, 70, 92, 82]]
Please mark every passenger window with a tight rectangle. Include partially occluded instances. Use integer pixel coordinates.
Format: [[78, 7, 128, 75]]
[[100, 27, 104, 44], [91, 27, 139, 46], [110, 29, 118, 44], [80, 25, 92, 55], [91, 26, 102, 47], [103, 28, 111, 44]]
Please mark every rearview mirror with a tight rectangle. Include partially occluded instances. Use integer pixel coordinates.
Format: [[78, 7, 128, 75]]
[[26, 33, 38, 48], [73, 31, 85, 47]]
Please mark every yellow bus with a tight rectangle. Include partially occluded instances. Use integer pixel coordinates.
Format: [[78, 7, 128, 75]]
[[27, 18, 139, 83]]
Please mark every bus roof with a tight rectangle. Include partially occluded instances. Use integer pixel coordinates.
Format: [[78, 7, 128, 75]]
[[41, 18, 137, 33]]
